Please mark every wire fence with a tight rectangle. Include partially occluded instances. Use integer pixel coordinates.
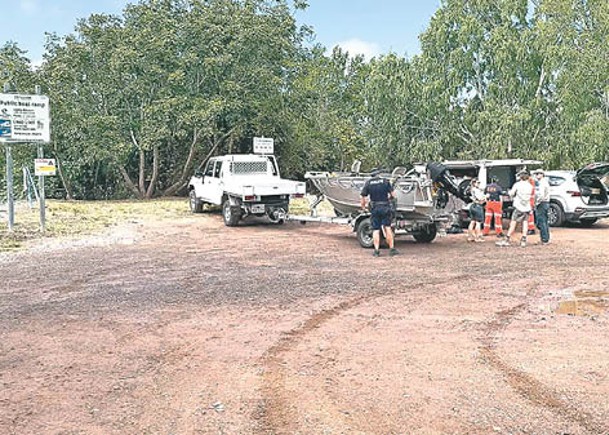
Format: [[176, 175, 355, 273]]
[[1, 166, 40, 223]]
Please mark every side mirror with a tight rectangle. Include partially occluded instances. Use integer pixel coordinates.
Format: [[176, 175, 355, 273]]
[[195, 170, 204, 178]]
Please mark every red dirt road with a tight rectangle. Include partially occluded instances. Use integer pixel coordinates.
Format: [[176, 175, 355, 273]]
[[1, 214, 608, 434]]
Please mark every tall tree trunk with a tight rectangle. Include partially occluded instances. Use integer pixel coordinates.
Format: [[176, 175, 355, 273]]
[[117, 164, 141, 198], [138, 148, 146, 196], [93, 161, 100, 198], [130, 129, 146, 196], [145, 145, 160, 199], [163, 128, 199, 196], [52, 150, 73, 200], [535, 65, 546, 99]]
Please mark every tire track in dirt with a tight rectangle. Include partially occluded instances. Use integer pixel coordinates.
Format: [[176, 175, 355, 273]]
[[479, 298, 608, 434], [255, 275, 471, 435]]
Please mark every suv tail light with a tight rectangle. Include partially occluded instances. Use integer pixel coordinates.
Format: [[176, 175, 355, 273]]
[[567, 190, 582, 197], [291, 193, 305, 199], [243, 195, 258, 201]]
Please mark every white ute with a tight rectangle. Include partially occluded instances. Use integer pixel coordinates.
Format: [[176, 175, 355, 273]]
[[188, 154, 306, 226]]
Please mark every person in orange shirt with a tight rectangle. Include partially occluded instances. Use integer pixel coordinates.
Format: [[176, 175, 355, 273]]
[[482, 176, 504, 237]]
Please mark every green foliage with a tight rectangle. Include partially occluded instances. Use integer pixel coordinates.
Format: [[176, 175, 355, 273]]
[[2, 0, 608, 202]]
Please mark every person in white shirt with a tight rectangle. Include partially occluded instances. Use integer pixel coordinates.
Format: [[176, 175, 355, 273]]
[[467, 178, 486, 242], [496, 170, 535, 247], [533, 169, 551, 244]]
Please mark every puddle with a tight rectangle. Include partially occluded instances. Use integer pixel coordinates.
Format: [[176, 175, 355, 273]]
[[556, 290, 609, 316]]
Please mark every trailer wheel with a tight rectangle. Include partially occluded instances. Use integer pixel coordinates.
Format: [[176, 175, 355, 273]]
[[266, 207, 287, 225], [356, 217, 374, 249], [223, 199, 241, 227], [189, 190, 204, 213], [412, 224, 437, 243]]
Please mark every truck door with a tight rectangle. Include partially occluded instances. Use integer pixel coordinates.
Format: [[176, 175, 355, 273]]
[[200, 159, 218, 204], [206, 160, 225, 205]]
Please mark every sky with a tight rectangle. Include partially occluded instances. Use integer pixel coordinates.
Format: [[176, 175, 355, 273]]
[[1, 0, 442, 65]]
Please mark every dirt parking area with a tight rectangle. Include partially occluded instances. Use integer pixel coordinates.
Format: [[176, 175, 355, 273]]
[[1, 209, 608, 434]]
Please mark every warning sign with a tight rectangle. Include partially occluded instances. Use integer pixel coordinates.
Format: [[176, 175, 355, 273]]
[[35, 159, 56, 176]]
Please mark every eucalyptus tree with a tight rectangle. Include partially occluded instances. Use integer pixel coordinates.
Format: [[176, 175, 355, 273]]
[[361, 53, 447, 168], [278, 46, 368, 175], [41, 0, 308, 199], [0, 43, 36, 92], [419, 0, 550, 160], [534, 0, 609, 167]]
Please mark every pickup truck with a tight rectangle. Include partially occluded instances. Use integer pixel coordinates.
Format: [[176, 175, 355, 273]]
[[188, 154, 306, 226]]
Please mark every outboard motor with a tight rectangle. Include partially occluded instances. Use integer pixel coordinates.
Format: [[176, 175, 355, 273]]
[[426, 162, 472, 203]]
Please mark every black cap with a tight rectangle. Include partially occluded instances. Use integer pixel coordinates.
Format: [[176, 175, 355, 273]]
[[370, 168, 381, 177]]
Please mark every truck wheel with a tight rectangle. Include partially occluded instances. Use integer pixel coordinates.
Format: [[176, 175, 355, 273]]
[[189, 190, 203, 213], [412, 224, 437, 243], [223, 200, 241, 226], [548, 202, 565, 227], [356, 217, 374, 249]]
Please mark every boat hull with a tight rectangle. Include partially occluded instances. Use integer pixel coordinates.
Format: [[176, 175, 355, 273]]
[[305, 171, 438, 220]]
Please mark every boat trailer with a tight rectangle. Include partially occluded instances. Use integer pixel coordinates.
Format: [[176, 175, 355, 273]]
[[282, 194, 448, 249]]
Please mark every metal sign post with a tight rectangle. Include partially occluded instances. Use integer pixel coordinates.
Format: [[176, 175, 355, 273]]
[[34, 157, 56, 233], [37, 146, 46, 232], [5, 144, 14, 231]]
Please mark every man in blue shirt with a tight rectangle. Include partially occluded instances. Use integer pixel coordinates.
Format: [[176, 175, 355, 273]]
[[360, 169, 398, 257]]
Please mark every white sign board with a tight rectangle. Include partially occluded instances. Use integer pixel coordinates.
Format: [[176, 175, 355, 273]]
[[253, 137, 274, 154], [0, 93, 51, 143], [35, 158, 56, 176]]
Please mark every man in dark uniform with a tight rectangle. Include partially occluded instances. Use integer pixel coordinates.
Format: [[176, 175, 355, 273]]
[[360, 169, 398, 257]]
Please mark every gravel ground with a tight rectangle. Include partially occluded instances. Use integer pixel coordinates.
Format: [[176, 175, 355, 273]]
[[0, 212, 608, 434]]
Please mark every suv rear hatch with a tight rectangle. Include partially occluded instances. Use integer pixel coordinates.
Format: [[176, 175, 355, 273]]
[[575, 162, 609, 205]]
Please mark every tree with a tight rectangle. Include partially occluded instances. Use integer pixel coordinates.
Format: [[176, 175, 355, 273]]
[[40, 0, 309, 199]]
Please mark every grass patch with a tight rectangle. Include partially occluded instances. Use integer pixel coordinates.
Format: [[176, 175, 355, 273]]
[[0, 196, 336, 252], [0, 198, 190, 252]]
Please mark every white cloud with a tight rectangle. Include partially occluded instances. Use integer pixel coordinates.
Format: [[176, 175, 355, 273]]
[[31, 58, 43, 70], [333, 38, 382, 61], [20, 0, 39, 14]]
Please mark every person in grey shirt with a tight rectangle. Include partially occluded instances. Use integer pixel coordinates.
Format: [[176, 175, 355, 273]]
[[533, 169, 551, 244], [496, 170, 534, 247]]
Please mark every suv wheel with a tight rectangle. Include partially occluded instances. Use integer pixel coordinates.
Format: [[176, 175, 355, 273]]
[[547, 202, 565, 227]]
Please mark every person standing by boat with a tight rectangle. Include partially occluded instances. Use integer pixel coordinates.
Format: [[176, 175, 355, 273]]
[[360, 170, 399, 257], [496, 170, 535, 247], [467, 178, 486, 242], [532, 169, 551, 245], [482, 176, 505, 238]]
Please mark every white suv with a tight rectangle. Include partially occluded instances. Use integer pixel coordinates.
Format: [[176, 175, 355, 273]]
[[545, 162, 609, 227]]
